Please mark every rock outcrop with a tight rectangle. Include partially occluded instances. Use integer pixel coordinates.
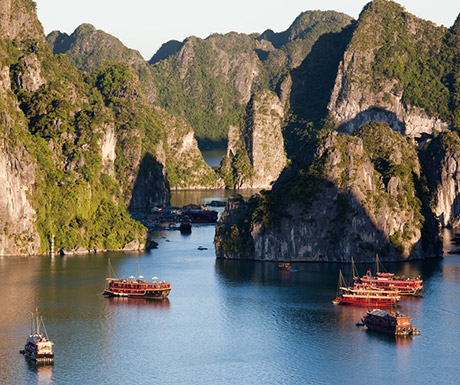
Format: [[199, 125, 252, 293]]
[[13, 53, 46, 92], [422, 131, 460, 227], [220, 90, 287, 189], [89, 11, 350, 147], [162, 111, 224, 189], [0, 139, 40, 255], [47, 24, 156, 103], [216, 122, 440, 262], [0, 0, 44, 42], [328, 0, 449, 139]]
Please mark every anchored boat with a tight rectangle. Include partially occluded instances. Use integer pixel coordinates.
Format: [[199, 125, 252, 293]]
[[362, 309, 420, 336], [332, 270, 400, 307], [354, 255, 423, 296], [20, 308, 54, 363], [102, 259, 171, 300]]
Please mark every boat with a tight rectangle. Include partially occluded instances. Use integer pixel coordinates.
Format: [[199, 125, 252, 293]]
[[362, 309, 420, 336], [197, 246, 208, 250], [447, 248, 460, 255], [20, 308, 54, 363], [179, 217, 192, 234], [102, 259, 171, 300], [354, 255, 423, 296], [278, 262, 292, 270], [332, 270, 400, 306]]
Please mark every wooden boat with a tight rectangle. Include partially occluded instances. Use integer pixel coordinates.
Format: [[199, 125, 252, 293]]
[[333, 270, 400, 306], [354, 255, 423, 296], [20, 308, 54, 363], [103, 259, 171, 300], [362, 309, 420, 336], [278, 263, 292, 270]]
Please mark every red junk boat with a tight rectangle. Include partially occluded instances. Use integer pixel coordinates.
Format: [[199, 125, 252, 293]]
[[354, 255, 423, 296], [332, 270, 400, 307], [103, 259, 171, 300]]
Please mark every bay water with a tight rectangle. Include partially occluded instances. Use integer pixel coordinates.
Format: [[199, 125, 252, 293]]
[[1, 191, 460, 384]]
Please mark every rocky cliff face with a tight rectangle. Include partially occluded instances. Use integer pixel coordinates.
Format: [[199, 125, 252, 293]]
[[0, 0, 44, 42], [216, 122, 440, 262], [46, 25, 219, 191], [422, 132, 460, 227], [160, 110, 224, 190], [220, 90, 287, 189], [13, 52, 45, 92], [0, 139, 40, 255], [0, 1, 44, 255], [148, 12, 352, 146], [328, 0, 449, 139]]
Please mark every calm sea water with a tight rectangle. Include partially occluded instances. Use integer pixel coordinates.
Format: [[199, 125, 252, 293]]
[[1, 192, 460, 385], [200, 149, 226, 168]]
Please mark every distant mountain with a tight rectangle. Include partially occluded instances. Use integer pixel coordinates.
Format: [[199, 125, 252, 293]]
[[47, 11, 353, 148], [46, 24, 157, 103], [149, 11, 353, 148], [149, 40, 183, 64]]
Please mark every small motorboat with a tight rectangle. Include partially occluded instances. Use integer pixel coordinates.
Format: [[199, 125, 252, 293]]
[[197, 246, 208, 250]]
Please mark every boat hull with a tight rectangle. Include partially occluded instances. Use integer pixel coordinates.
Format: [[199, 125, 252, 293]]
[[103, 289, 170, 300], [333, 297, 398, 307]]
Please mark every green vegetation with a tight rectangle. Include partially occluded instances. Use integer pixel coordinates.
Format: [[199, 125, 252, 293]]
[[150, 35, 248, 147], [346, 0, 460, 131], [217, 151, 255, 189], [46, 11, 352, 148], [6, 42, 148, 252], [215, 196, 255, 258]]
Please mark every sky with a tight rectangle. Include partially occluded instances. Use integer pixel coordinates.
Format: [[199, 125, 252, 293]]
[[35, 1, 459, 60]]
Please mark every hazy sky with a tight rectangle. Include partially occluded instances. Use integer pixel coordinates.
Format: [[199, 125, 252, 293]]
[[35, 1, 459, 60]]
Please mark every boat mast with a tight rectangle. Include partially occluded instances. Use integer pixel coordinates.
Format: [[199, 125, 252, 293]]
[[33, 308, 41, 335], [350, 257, 359, 283], [40, 315, 50, 340], [376, 254, 387, 274], [337, 269, 346, 298]]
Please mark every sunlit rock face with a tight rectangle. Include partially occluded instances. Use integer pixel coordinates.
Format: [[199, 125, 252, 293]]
[[328, 0, 449, 139], [0, 0, 44, 42], [0, 140, 40, 256]]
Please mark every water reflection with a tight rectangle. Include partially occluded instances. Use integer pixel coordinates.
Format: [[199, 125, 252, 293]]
[[25, 359, 54, 385], [364, 329, 414, 345], [105, 297, 170, 309], [170, 189, 260, 207], [200, 148, 226, 168]]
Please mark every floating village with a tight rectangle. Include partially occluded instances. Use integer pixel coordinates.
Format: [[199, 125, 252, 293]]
[[129, 202, 224, 233]]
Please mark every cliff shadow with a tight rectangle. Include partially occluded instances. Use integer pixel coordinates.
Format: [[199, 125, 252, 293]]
[[337, 108, 407, 135], [284, 22, 356, 159], [128, 153, 170, 212]]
